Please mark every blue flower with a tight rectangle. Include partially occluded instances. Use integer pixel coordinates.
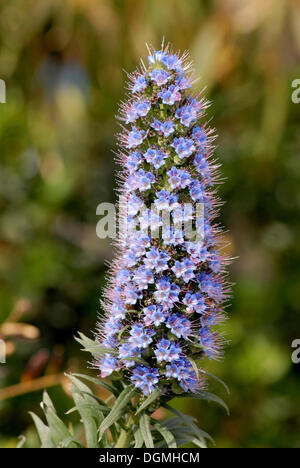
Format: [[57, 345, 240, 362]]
[[123, 282, 140, 305], [132, 75, 147, 93], [198, 327, 218, 359], [171, 257, 195, 283], [154, 278, 180, 309], [144, 148, 167, 169], [143, 305, 166, 326], [167, 167, 192, 190], [154, 339, 182, 363], [128, 323, 155, 349], [162, 54, 182, 71], [189, 180, 205, 202], [192, 126, 207, 147], [131, 365, 160, 396], [127, 126, 147, 148], [99, 354, 119, 378], [125, 151, 142, 172], [175, 101, 199, 127], [148, 50, 166, 64], [133, 266, 154, 290], [154, 189, 179, 211], [171, 137, 195, 158], [127, 193, 145, 216], [161, 120, 175, 137], [150, 68, 170, 86], [119, 343, 142, 368], [136, 168, 155, 191], [176, 72, 191, 90], [158, 85, 181, 105], [165, 358, 199, 392], [144, 247, 170, 272], [97, 46, 229, 398], [151, 118, 162, 132], [166, 314, 192, 339]]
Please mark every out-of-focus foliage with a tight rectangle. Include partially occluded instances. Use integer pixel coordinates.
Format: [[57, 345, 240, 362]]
[[0, 0, 299, 448]]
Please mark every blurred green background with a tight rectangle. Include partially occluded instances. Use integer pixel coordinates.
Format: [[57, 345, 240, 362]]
[[0, 0, 299, 448]]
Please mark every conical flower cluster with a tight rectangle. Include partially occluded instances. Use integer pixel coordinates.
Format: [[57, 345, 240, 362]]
[[96, 45, 230, 397]]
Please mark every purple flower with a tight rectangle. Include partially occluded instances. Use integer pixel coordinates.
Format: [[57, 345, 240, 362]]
[[198, 272, 223, 302], [131, 365, 160, 396], [144, 148, 167, 169], [132, 75, 147, 93], [176, 72, 191, 90], [166, 315, 192, 339], [143, 305, 166, 326], [144, 247, 170, 272], [119, 343, 142, 368], [123, 283, 140, 305], [154, 189, 179, 212], [99, 354, 119, 378], [172, 137, 195, 159], [189, 180, 205, 202], [133, 266, 154, 290], [127, 126, 147, 148], [154, 278, 180, 309], [166, 358, 199, 392], [125, 151, 142, 172], [162, 54, 182, 71], [96, 46, 229, 399], [127, 193, 145, 216], [154, 339, 182, 363], [148, 50, 166, 64], [192, 126, 207, 147], [136, 169, 155, 191], [167, 167, 192, 190], [175, 101, 199, 127], [159, 84, 181, 105], [128, 323, 155, 349], [198, 327, 219, 359], [126, 100, 151, 123], [161, 120, 175, 137], [150, 68, 170, 86], [151, 118, 162, 132]]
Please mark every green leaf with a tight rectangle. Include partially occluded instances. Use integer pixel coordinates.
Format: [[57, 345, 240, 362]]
[[139, 413, 154, 448], [29, 413, 54, 448], [133, 426, 144, 448], [42, 390, 56, 412], [41, 392, 77, 448], [163, 417, 209, 448], [75, 332, 117, 357], [135, 387, 161, 415], [152, 421, 177, 448], [98, 385, 136, 440], [202, 371, 230, 394], [176, 390, 229, 414], [67, 374, 100, 448], [72, 372, 119, 397], [164, 405, 213, 445]]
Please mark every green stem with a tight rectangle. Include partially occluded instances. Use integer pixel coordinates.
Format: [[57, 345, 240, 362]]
[[115, 427, 132, 448], [115, 414, 137, 448], [115, 396, 140, 448]]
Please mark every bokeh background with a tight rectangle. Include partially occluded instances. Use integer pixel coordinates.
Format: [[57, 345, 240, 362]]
[[0, 0, 299, 448]]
